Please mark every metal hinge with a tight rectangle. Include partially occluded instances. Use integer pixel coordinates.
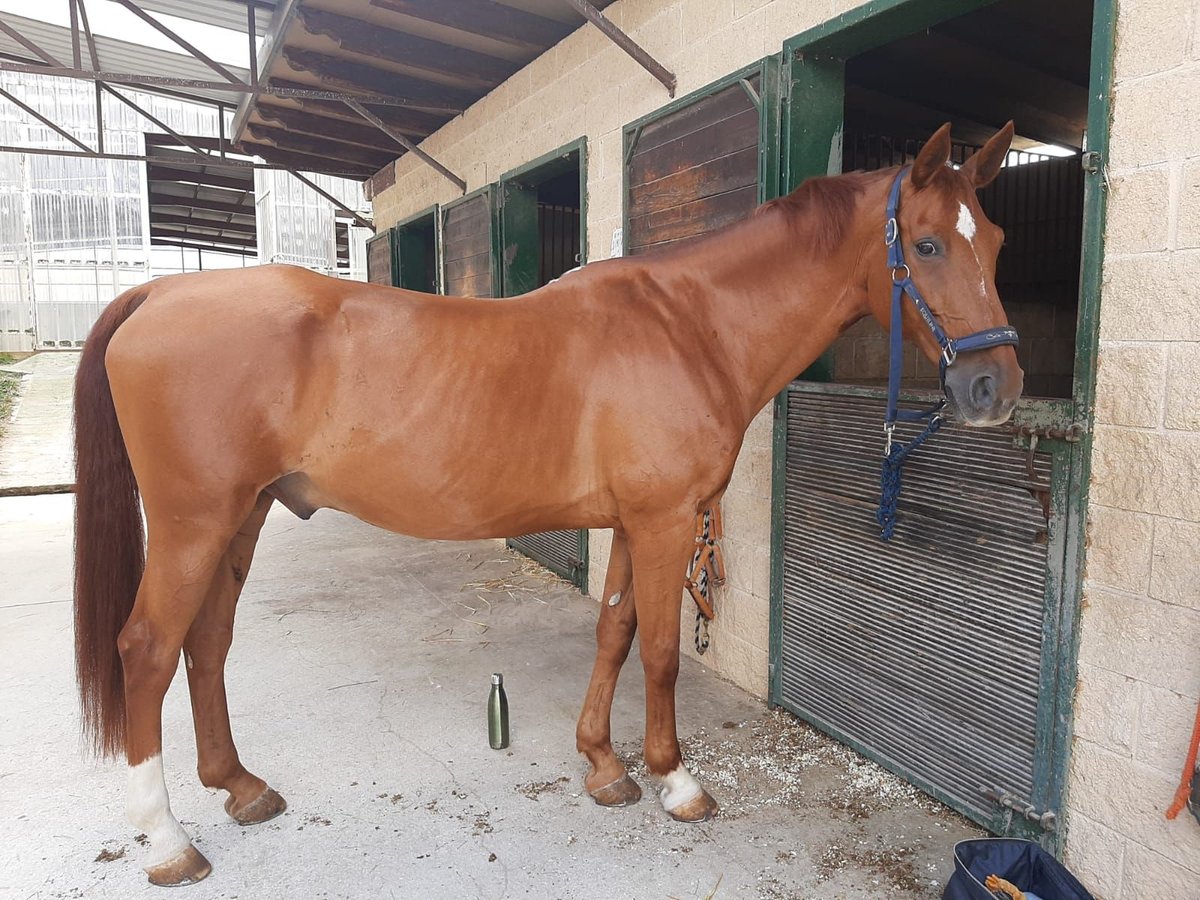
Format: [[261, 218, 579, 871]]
[[1081, 151, 1102, 174], [982, 786, 1057, 831]]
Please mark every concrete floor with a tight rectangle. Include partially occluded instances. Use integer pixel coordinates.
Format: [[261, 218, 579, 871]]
[[0, 493, 984, 900], [0, 352, 77, 492]]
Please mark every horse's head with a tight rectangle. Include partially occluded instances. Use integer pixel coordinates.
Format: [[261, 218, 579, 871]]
[[865, 122, 1024, 427]]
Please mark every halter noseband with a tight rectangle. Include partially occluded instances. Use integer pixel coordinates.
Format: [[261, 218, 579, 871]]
[[876, 166, 1019, 541]]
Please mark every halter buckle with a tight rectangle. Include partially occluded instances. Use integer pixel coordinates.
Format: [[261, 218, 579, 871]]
[[941, 344, 957, 368], [884, 217, 898, 246]]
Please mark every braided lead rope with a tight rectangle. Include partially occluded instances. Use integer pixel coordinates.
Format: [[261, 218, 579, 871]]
[[876, 416, 943, 540]]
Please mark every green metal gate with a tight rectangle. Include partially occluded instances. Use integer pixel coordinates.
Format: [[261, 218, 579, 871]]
[[765, 0, 1113, 852]]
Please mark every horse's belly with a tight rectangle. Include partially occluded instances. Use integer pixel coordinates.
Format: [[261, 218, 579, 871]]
[[293, 452, 610, 541]]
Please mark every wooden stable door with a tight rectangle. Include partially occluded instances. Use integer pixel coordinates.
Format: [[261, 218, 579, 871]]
[[441, 190, 496, 298]]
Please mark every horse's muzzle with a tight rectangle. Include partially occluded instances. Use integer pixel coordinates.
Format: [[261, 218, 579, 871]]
[[943, 356, 1023, 427]]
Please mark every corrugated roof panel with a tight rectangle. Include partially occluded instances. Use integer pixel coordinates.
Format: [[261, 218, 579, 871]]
[[136, 0, 277, 37], [0, 14, 250, 104]]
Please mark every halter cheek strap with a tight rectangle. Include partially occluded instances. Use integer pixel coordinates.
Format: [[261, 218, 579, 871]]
[[876, 167, 1020, 541]]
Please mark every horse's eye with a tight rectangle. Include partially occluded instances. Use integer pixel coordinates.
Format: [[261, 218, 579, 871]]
[[915, 240, 939, 257]]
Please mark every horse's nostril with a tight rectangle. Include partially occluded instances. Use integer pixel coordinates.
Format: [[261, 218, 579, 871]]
[[970, 373, 996, 410]]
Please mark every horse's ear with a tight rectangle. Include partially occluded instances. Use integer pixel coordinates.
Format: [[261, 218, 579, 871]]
[[911, 123, 953, 189], [961, 121, 1015, 188]]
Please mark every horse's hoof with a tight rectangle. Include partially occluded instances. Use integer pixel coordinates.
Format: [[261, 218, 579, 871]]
[[665, 788, 720, 823], [225, 786, 287, 825], [589, 772, 642, 807], [145, 845, 212, 887]]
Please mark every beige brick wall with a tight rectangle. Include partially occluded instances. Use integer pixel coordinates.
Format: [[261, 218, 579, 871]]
[[1063, 1, 1200, 897], [370, 1, 1200, 895]]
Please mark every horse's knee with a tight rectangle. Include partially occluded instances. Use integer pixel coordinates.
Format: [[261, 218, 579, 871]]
[[639, 644, 680, 685], [117, 620, 180, 687]]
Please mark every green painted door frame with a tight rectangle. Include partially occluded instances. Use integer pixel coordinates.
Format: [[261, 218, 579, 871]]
[[393, 205, 440, 293], [765, 0, 1115, 853], [497, 138, 590, 590]]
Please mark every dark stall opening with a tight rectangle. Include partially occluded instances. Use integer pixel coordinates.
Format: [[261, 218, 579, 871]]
[[534, 167, 582, 287]]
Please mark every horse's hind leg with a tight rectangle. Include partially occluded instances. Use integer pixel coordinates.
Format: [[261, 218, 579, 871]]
[[183, 492, 285, 825], [576, 529, 642, 806], [119, 505, 248, 886], [627, 517, 720, 823]]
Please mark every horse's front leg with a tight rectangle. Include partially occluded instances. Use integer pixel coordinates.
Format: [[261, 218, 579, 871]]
[[629, 518, 721, 822], [576, 529, 642, 806], [184, 492, 287, 825]]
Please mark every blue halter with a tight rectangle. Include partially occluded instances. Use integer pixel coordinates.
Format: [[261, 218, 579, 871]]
[[876, 167, 1020, 540]]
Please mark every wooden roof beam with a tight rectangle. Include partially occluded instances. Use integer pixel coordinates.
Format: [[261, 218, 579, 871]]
[[236, 140, 376, 178], [297, 8, 511, 89], [259, 83, 446, 136], [246, 123, 396, 171], [281, 48, 472, 115], [256, 104, 407, 154], [368, 0, 570, 53]]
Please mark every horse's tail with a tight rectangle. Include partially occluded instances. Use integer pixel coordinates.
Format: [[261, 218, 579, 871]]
[[74, 285, 150, 758]]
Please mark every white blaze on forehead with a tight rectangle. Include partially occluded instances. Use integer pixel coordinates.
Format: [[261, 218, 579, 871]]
[[127, 753, 192, 867], [956, 202, 977, 242], [659, 764, 703, 811]]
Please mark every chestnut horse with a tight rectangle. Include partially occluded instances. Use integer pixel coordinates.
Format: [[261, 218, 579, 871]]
[[73, 123, 1020, 885]]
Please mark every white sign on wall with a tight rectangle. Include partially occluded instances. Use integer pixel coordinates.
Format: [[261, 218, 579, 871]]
[[610, 227, 623, 258]]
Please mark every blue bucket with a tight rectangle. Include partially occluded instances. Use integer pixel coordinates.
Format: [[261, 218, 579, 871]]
[[942, 839, 1095, 900]]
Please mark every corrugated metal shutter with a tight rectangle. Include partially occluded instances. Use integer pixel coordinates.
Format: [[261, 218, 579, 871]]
[[780, 385, 1053, 829], [442, 192, 494, 298], [508, 530, 582, 584]]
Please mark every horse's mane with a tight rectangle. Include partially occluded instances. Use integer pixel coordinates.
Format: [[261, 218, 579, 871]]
[[760, 169, 885, 254]]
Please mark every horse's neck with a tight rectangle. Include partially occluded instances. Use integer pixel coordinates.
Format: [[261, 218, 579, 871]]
[[666, 193, 876, 423]]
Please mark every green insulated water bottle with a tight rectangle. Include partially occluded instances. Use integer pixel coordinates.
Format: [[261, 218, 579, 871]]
[[488, 673, 510, 749]]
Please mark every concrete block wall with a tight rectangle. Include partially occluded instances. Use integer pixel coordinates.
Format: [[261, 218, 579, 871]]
[[370, 1, 1200, 895], [1062, 2, 1200, 897]]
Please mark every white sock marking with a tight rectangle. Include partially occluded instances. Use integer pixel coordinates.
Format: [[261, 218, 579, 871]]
[[659, 764, 703, 811], [956, 203, 976, 242], [127, 754, 192, 868], [607, 591, 621, 607]]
